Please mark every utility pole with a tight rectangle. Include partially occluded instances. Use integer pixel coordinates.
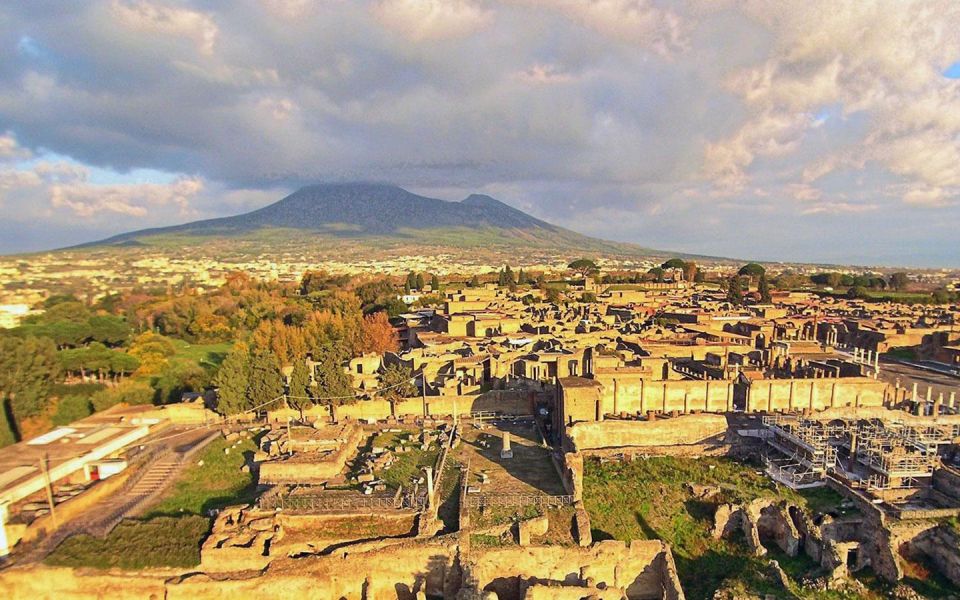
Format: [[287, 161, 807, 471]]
[[40, 454, 57, 527]]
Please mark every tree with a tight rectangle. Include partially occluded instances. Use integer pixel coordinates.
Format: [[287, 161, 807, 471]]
[[0, 336, 61, 424], [661, 258, 686, 270], [430, 273, 440, 290], [682, 262, 698, 283], [0, 399, 15, 448], [568, 258, 599, 279], [581, 292, 597, 303], [758, 274, 772, 303], [693, 270, 706, 283], [90, 381, 154, 412], [247, 351, 285, 412], [535, 274, 547, 289], [406, 271, 418, 291], [286, 360, 313, 419], [214, 342, 251, 415], [738, 263, 766, 278], [53, 395, 94, 426], [152, 360, 207, 405], [468, 275, 480, 288], [88, 315, 131, 346], [727, 276, 743, 305], [890, 272, 909, 291], [415, 273, 425, 290], [544, 287, 563, 304], [847, 286, 868, 299], [311, 350, 353, 407], [359, 311, 399, 354], [647, 267, 665, 282], [380, 363, 416, 403]]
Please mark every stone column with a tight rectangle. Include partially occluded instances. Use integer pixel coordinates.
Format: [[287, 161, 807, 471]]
[[425, 466, 434, 497], [935, 393, 943, 417], [912, 382, 918, 403], [950, 391, 957, 412], [500, 431, 513, 459]]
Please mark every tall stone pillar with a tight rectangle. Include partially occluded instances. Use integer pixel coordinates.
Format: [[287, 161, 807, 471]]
[[500, 431, 513, 459]]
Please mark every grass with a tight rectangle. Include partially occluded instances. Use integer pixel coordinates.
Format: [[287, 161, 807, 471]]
[[581, 456, 872, 600], [170, 339, 231, 373], [145, 434, 259, 516], [46, 516, 209, 569], [368, 431, 439, 491]]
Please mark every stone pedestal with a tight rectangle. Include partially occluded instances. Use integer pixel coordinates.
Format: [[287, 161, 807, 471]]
[[500, 431, 513, 459]]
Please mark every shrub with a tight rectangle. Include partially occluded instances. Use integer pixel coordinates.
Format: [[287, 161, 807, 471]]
[[52, 395, 93, 426]]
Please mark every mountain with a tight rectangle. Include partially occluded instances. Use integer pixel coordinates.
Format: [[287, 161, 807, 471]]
[[86, 182, 662, 256]]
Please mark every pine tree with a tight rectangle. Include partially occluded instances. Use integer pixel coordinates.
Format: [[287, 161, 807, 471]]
[[431, 273, 440, 290], [469, 275, 480, 287], [415, 273, 424, 290], [759, 274, 772, 303], [727, 276, 743, 305], [246, 350, 284, 413], [214, 342, 251, 415], [406, 271, 417, 291], [311, 350, 353, 406], [0, 398, 17, 448], [286, 360, 312, 419]]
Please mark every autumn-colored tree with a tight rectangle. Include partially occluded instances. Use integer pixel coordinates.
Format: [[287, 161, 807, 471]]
[[359, 311, 399, 355]]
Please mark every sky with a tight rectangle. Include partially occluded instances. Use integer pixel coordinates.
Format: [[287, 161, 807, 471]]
[[1, 1, 959, 267]]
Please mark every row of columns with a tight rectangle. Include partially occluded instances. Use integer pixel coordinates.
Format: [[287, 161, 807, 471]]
[[898, 380, 959, 416], [850, 346, 880, 372]]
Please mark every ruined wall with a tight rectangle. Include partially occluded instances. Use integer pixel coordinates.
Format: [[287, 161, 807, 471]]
[[909, 525, 960, 586], [567, 414, 728, 451], [933, 466, 960, 501], [268, 391, 533, 423], [746, 378, 887, 412], [469, 540, 683, 600]]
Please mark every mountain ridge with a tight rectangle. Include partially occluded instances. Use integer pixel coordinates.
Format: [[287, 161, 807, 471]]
[[83, 182, 675, 257]]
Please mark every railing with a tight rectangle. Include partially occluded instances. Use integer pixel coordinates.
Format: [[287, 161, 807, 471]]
[[463, 493, 574, 509], [258, 492, 425, 512]]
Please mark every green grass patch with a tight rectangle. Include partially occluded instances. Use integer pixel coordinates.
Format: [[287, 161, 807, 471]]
[[368, 431, 440, 491], [146, 435, 258, 516], [170, 339, 231, 372], [471, 533, 510, 548], [46, 515, 209, 569], [582, 456, 868, 600]]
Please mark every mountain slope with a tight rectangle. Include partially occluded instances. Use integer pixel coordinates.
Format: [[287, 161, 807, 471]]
[[87, 183, 660, 255]]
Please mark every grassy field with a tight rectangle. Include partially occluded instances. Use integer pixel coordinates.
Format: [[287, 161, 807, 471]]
[[582, 456, 880, 600], [170, 339, 232, 374], [146, 434, 259, 516], [46, 516, 209, 569]]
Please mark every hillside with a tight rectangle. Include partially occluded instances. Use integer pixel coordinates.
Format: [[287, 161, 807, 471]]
[[85, 183, 663, 256]]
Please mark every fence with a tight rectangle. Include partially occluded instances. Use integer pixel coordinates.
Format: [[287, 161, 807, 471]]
[[463, 493, 575, 509], [258, 491, 425, 512]]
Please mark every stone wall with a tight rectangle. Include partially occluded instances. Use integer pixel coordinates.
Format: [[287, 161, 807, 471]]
[[567, 414, 728, 451], [745, 378, 886, 412], [468, 540, 684, 600], [267, 390, 534, 423]]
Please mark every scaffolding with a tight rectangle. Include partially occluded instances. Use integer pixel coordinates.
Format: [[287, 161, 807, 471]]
[[762, 416, 955, 491]]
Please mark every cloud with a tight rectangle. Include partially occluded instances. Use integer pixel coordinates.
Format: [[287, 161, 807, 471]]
[[0, 1, 958, 264], [0, 132, 31, 161], [522, 0, 688, 56], [373, 0, 493, 41], [515, 63, 576, 85], [110, 0, 218, 55]]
